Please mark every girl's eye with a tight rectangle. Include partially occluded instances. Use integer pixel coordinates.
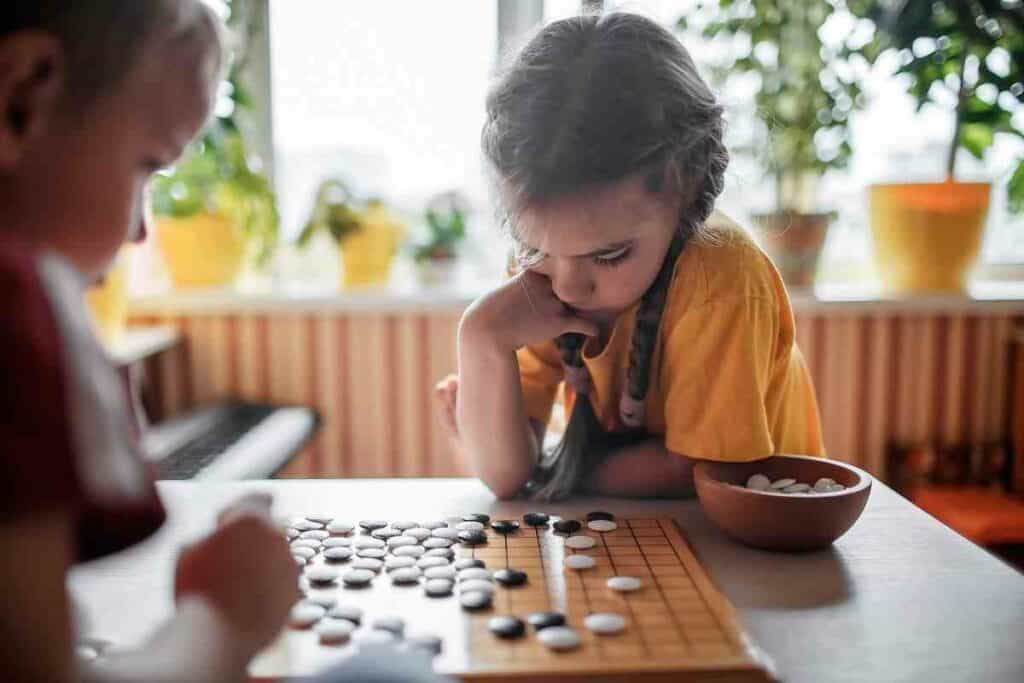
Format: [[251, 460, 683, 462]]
[[594, 246, 632, 267]]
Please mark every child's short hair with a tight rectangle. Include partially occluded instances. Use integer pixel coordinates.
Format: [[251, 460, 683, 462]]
[[1, 0, 222, 106]]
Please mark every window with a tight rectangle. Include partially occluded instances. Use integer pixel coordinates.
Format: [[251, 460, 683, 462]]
[[269, 0, 498, 243]]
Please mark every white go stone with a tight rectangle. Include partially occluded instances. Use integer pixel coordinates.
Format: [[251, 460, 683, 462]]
[[827, 483, 846, 492], [306, 566, 340, 584], [354, 630, 396, 647], [291, 546, 316, 560], [416, 556, 449, 570], [422, 520, 448, 530], [291, 538, 322, 550], [351, 558, 384, 572], [393, 545, 426, 558], [607, 576, 643, 592], [390, 567, 423, 584], [769, 478, 796, 490], [290, 519, 323, 532], [405, 527, 433, 541], [292, 554, 308, 566], [300, 529, 330, 540], [584, 612, 627, 635], [565, 535, 597, 550], [537, 626, 581, 651], [565, 554, 596, 570], [306, 514, 334, 524], [813, 477, 836, 492], [391, 521, 418, 531], [424, 566, 456, 581], [323, 536, 352, 548], [316, 619, 356, 644], [457, 568, 491, 582], [285, 528, 300, 540], [385, 556, 417, 571], [289, 602, 326, 628], [746, 474, 771, 491], [388, 535, 419, 548], [782, 483, 811, 494], [455, 521, 484, 532], [431, 527, 460, 540], [587, 519, 617, 533], [458, 579, 496, 595], [354, 537, 386, 550], [326, 520, 355, 535]]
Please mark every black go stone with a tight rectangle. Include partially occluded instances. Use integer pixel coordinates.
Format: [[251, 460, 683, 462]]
[[491, 520, 520, 534], [586, 511, 615, 522], [492, 568, 528, 587], [553, 519, 583, 534], [424, 547, 455, 560], [528, 611, 566, 631], [457, 529, 488, 546], [454, 558, 485, 571], [459, 590, 493, 611], [488, 616, 525, 639], [462, 513, 491, 525], [522, 512, 550, 526], [358, 520, 388, 532], [405, 635, 443, 656]]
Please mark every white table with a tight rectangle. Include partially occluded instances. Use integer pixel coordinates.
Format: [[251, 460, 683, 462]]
[[70, 479, 1024, 682]]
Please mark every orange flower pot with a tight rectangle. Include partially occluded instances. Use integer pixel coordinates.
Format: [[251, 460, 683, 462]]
[[869, 181, 990, 293]]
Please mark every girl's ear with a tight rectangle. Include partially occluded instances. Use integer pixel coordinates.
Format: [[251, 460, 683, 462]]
[[0, 31, 64, 170]]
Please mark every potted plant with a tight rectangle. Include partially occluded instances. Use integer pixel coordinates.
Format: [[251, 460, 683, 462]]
[[679, 0, 871, 288], [297, 179, 406, 288], [149, 0, 278, 288], [848, 0, 1023, 292], [411, 191, 468, 285]]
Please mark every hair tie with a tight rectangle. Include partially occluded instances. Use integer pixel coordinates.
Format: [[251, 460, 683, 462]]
[[563, 363, 592, 395], [619, 393, 645, 428]]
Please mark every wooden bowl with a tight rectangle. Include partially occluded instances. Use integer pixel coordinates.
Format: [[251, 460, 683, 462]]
[[693, 455, 872, 552]]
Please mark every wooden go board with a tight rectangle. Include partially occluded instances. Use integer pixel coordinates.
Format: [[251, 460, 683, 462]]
[[266, 516, 775, 682]]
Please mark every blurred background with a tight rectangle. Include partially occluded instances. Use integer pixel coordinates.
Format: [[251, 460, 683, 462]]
[[89, 2, 1024, 564]]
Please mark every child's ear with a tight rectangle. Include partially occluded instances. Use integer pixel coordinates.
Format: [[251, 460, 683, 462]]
[[0, 31, 64, 170]]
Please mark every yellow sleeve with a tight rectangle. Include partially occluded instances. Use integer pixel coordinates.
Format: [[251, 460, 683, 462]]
[[516, 341, 564, 426], [661, 295, 777, 462]]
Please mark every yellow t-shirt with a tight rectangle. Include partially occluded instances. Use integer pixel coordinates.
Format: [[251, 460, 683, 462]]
[[517, 211, 824, 462]]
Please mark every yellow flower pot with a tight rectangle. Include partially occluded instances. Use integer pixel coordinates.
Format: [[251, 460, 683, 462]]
[[338, 203, 405, 288], [156, 212, 246, 288], [869, 181, 990, 293]]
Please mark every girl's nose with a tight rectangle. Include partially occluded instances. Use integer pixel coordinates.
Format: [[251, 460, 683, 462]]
[[551, 259, 594, 307]]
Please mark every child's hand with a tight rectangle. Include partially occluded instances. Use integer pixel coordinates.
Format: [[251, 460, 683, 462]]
[[462, 270, 599, 352], [174, 496, 299, 659], [434, 374, 460, 439]]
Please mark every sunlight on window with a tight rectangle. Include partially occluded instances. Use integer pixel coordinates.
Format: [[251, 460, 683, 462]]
[[270, 1, 498, 242]]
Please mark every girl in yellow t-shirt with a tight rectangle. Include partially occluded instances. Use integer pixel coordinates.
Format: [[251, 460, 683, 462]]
[[438, 13, 824, 501]]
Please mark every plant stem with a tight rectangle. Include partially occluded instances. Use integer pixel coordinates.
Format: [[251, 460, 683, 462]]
[[947, 47, 969, 181]]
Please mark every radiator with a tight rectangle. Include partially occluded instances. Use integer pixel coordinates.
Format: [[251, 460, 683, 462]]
[[133, 309, 1020, 481]]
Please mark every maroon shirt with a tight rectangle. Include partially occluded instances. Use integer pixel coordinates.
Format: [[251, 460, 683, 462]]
[[0, 235, 164, 561]]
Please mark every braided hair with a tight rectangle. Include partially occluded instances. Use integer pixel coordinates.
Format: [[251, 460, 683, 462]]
[[483, 13, 729, 500]]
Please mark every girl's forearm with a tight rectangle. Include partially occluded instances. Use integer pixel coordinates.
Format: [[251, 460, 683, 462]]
[[81, 596, 249, 683], [585, 439, 696, 498], [456, 323, 538, 499]]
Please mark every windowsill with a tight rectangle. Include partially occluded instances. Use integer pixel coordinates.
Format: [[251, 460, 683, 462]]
[[128, 280, 1024, 316]]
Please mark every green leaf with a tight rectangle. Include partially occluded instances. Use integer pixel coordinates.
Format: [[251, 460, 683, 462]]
[[960, 123, 995, 159], [1008, 159, 1024, 214]]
